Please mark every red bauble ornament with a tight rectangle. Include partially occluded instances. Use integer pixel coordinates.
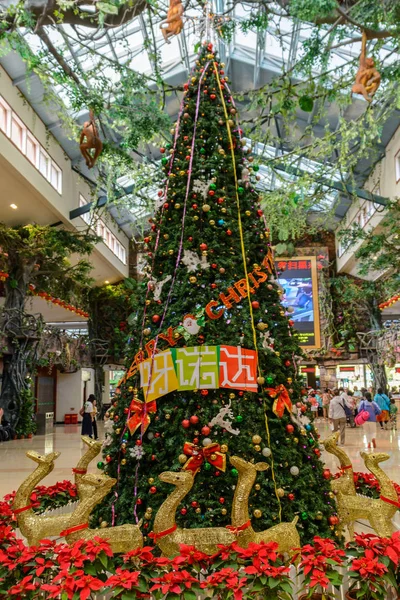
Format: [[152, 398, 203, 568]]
[[180, 508, 187, 515], [150, 486, 157, 494], [208, 190, 215, 196], [257, 209, 263, 217], [188, 236, 193, 242], [193, 437, 199, 444], [155, 432, 160, 438], [163, 203, 169, 209], [288, 493, 295, 501], [211, 263, 217, 269], [144, 236, 150, 244], [200, 243, 208, 251], [323, 469, 332, 480], [152, 315, 161, 324], [182, 419, 190, 429], [226, 229, 232, 236], [157, 190, 163, 197], [211, 283, 217, 289], [160, 148, 165, 154], [192, 204, 198, 210], [190, 415, 199, 425], [314, 449, 321, 457], [251, 301, 260, 309], [201, 426, 211, 435], [219, 497, 225, 504], [285, 360, 291, 367], [106, 455, 111, 463], [151, 454, 156, 461], [114, 415, 119, 421], [328, 515, 339, 526], [200, 390, 209, 396], [215, 470, 221, 477], [183, 83, 189, 90], [286, 424, 294, 434], [217, 197, 224, 204], [135, 440, 142, 446], [123, 407, 129, 414], [207, 43, 213, 51], [191, 501, 198, 508], [210, 94, 216, 100], [136, 498, 142, 505], [300, 406, 307, 413]]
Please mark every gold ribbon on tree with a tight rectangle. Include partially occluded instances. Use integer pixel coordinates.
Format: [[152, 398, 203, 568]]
[[127, 398, 157, 435], [182, 442, 226, 476], [265, 384, 292, 418]]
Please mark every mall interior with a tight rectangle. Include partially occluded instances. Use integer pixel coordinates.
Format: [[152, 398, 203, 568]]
[[1, 1, 400, 597]]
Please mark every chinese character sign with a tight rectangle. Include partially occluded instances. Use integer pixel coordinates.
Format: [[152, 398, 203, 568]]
[[172, 346, 219, 390], [275, 256, 321, 349], [139, 346, 258, 400], [219, 346, 258, 391]]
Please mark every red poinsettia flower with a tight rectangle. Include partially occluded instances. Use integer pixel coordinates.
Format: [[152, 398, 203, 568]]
[[106, 568, 141, 590], [173, 544, 210, 566], [350, 550, 388, 580], [35, 556, 55, 576], [83, 537, 113, 561], [74, 574, 104, 600], [309, 568, 330, 589], [9, 575, 37, 596], [234, 540, 279, 563], [123, 545, 155, 564], [150, 569, 199, 595]]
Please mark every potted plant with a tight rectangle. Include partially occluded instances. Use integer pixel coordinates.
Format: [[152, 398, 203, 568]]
[[296, 536, 344, 600], [238, 540, 293, 599], [346, 533, 400, 599]]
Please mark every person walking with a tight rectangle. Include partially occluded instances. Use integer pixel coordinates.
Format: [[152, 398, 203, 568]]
[[358, 392, 381, 448], [91, 396, 99, 440], [322, 388, 331, 420], [329, 389, 353, 445], [389, 398, 398, 431], [374, 388, 391, 429], [80, 395, 94, 437]]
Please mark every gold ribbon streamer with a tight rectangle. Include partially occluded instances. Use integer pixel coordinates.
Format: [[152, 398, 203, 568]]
[[213, 61, 282, 522]]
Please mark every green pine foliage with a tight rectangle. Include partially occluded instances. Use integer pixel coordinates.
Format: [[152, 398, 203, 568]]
[[95, 43, 336, 544]]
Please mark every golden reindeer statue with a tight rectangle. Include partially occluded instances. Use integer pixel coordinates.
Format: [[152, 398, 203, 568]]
[[74, 436, 103, 499], [321, 431, 356, 498], [64, 473, 143, 553], [336, 451, 398, 539], [152, 470, 235, 556], [230, 456, 300, 557], [13, 451, 69, 545]]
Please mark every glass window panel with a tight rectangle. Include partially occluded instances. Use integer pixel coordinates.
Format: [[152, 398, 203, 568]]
[[26, 133, 38, 165], [0, 98, 10, 134], [50, 161, 62, 192], [39, 149, 50, 177], [11, 116, 25, 151]]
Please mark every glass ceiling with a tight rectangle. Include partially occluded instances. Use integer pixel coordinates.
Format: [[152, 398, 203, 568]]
[[19, 2, 399, 234]]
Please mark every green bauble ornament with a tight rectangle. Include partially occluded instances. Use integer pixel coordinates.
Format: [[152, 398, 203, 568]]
[[200, 147, 206, 154], [235, 415, 243, 422], [237, 186, 244, 194], [231, 468, 238, 476], [97, 461, 104, 469], [301, 511, 308, 520], [123, 432, 129, 440], [253, 165, 259, 172], [204, 462, 212, 471], [209, 183, 217, 190], [266, 376, 274, 384], [161, 157, 168, 165]]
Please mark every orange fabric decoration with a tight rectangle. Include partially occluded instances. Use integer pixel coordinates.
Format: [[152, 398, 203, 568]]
[[265, 384, 292, 418], [182, 442, 226, 475], [127, 398, 157, 435]]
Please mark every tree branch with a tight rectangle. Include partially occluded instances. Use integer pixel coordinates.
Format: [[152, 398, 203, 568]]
[[36, 28, 84, 90]]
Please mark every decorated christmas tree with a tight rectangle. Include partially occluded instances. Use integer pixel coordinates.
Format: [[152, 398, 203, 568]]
[[96, 42, 337, 546]]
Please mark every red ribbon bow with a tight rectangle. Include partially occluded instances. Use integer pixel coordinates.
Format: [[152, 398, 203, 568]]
[[182, 442, 226, 476], [265, 384, 292, 418], [127, 398, 157, 435], [60, 523, 89, 537], [226, 520, 251, 535], [149, 524, 177, 542], [380, 495, 400, 509]]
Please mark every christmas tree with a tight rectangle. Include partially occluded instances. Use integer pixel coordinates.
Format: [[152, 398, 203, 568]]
[[96, 42, 337, 545]]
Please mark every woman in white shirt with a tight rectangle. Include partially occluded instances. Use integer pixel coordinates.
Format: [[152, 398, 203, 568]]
[[81, 396, 94, 437]]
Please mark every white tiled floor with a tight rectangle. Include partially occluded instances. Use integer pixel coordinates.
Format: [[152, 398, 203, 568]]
[[1, 419, 399, 500]]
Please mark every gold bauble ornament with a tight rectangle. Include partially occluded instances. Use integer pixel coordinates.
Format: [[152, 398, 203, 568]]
[[174, 332, 180, 339], [315, 512, 323, 520], [245, 210, 251, 216], [253, 509, 262, 518], [252, 435, 262, 444], [277, 488, 285, 498], [145, 299, 151, 306], [202, 204, 211, 212], [195, 507, 201, 514], [228, 119, 234, 127], [256, 376, 265, 385], [328, 492, 335, 499], [100, 521, 108, 528], [148, 478, 154, 484], [254, 445, 261, 452], [202, 250, 208, 256], [189, 276, 197, 284], [229, 393, 235, 399], [168, 249, 174, 255], [178, 454, 187, 464], [163, 234, 169, 240], [257, 322, 268, 331], [209, 220, 216, 225], [115, 428, 121, 434], [193, 215, 199, 221], [128, 386, 134, 392], [293, 437, 299, 444], [170, 128, 175, 135], [165, 414, 171, 420], [221, 207, 227, 213], [221, 508, 227, 515], [210, 453, 217, 461], [175, 202, 181, 208], [121, 459, 127, 465], [145, 512, 152, 520], [220, 444, 228, 453], [147, 507, 153, 513], [255, 484, 261, 491], [143, 328, 151, 336], [300, 428, 306, 436]]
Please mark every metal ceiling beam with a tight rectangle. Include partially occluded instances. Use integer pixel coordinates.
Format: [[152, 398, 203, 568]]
[[272, 162, 388, 206]]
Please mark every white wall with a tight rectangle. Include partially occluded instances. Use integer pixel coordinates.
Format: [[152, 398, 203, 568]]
[[56, 368, 95, 423]]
